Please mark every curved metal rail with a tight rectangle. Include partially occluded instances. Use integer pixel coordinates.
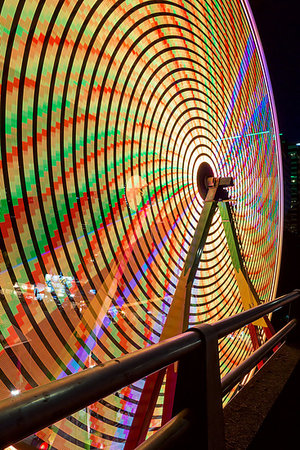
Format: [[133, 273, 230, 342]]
[[0, 290, 299, 449]]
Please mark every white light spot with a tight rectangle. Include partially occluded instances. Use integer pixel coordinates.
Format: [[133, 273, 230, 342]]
[[11, 389, 20, 396]]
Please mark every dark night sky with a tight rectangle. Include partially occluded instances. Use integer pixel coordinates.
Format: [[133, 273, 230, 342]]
[[249, 0, 300, 143], [248, 1, 300, 294]]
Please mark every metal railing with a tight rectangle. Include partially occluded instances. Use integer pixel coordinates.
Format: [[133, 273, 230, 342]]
[[0, 289, 299, 449]]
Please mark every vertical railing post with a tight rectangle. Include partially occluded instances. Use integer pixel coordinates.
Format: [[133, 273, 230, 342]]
[[172, 323, 225, 449]]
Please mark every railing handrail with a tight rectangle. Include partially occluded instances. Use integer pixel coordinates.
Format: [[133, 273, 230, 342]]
[[0, 289, 299, 448], [0, 332, 201, 448], [213, 289, 300, 338], [221, 318, 297, 396], [135, 319, 298, 450]]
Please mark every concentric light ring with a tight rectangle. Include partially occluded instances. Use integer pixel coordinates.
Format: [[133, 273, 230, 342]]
[[0, 0, 282, 447]]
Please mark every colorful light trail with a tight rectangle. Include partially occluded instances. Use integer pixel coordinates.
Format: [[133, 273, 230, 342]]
[[0, 0, 282, 447]]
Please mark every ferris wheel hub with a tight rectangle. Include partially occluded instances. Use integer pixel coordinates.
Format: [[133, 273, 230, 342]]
[[197, 162, 214, 199], [197, 162, 233, 201]]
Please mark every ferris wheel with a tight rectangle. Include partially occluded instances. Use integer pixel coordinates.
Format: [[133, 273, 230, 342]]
[[0, 0, 283, 448]]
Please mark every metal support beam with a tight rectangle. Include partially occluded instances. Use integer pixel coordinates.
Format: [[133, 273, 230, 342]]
[[125, 185, 220, 448], [126, 174, 274, 447], [218, 201, 266, 328]]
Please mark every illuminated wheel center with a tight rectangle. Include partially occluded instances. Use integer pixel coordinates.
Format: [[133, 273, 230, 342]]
[[197, 162, 215, 200]]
